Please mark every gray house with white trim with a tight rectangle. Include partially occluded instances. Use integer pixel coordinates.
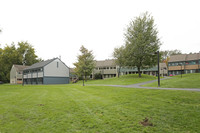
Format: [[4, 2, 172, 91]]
[[23, 58, 69, 84]]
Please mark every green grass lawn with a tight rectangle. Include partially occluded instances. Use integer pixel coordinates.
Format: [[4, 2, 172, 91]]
[[143, 73, 200, 88], [1, 84, 200, 132], [75, 74, 157, 85]]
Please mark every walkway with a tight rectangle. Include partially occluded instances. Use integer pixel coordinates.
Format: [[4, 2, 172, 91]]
[[100, 77, 200, 92]]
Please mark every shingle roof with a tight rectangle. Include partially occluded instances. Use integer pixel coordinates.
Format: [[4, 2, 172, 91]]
[[24, 58, 56, 70], [169, 53, 200, 62], [160, 63, 167, 68], [95, 59, 116, 67], [168, 54, 187, 62], [186, 53, 200, 61], [13, 65, 29, 72]]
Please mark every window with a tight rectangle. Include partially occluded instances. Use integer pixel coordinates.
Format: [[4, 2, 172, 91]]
[[168, 71, 172, 75], [190, 61, 196, 65], [185, 61, 197, 65], [185, 70, 190, 74], [191, 69, 196, 73], [57, 62, 59, 68]]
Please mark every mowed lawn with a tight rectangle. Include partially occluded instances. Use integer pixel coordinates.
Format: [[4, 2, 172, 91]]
[[0, 84, 200, 132], [143, 73, 200, 88], [76, 74, 157, 85]]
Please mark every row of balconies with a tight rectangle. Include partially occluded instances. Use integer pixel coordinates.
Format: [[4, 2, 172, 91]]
[[93, 69, 117, 74], [168, 64, 200, 71], [23, 72, 43, 79]]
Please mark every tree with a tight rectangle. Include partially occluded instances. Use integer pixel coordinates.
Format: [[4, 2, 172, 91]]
[[16, 41, 40, 65], [113, 46, 125, 78], [124, 12, 161, 77], [73, 45, 95, 82], [0, 41, 41, 82]]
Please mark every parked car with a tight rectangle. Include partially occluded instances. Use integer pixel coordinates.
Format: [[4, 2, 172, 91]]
[[0, 81, 3, 84]]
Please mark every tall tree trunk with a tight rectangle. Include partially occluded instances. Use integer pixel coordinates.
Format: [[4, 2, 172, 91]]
[[117, 66, 121, 78], [85, 73, 87, 82], [138, 67, 141, 78]]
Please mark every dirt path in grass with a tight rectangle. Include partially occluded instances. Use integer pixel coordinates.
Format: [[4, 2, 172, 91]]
[[100, 77, 200, 92]]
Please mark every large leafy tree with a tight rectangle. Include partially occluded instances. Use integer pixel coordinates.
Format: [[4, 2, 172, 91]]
[[73, 45, 95, 81], [124, 12, 161, 77], [16, 41, 40, 65], [0, 41, 40, 82], [113, 46, 125, 78], [0, 44, 17, 82]]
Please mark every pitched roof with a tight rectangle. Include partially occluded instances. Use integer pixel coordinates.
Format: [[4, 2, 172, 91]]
[[13, 65, 29, 72], [168, 54, 187, 62], [169, 53, 200, 62], [186, 53, 200, 61], [95, 59, 116, 67], [24, 58, 57, 70], [160, 63, 167, 68]]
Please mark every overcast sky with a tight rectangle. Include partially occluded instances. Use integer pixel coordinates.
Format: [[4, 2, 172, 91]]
[[0, 0, 200, 67]]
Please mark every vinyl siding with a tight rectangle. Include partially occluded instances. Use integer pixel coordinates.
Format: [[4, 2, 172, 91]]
[[10, 66, 17, 84], [43, 77, 69, 84], [44, 59, 69, 77]]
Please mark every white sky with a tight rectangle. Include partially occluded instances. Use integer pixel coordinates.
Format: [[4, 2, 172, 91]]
[[0, 0, 200, 67]]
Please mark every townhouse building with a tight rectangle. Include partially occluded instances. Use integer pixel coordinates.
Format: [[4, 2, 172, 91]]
[[168, 53, 200, 75], [120, 63, 167, 77], [10, 65, 29, 84], [92, 59, 168, 79], [92, 59, 117, 79], [23, 58, 70, 84]]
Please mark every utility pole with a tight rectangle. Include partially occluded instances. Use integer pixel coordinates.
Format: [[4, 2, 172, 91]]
[[157, 51, 160, 87]]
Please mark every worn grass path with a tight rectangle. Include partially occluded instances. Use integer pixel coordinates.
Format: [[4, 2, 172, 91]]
[[85, 74, 200, 91], [87, 77, 200, 92], [101, 77, 200, 92]]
